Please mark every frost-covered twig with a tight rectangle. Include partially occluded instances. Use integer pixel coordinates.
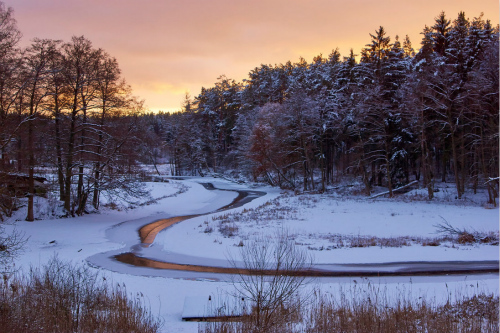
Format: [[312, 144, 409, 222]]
[[485, 177, 499, 184], [433, 216, 466, 236], [433, 216, 498, 245]]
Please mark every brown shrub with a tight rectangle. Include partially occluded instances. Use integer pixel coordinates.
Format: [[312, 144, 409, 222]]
[[458, 232, 476, 244]]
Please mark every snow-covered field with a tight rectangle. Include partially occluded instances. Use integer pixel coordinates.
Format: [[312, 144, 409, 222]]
[[3, 177, 499, 333], [158, 183, 499, 265]]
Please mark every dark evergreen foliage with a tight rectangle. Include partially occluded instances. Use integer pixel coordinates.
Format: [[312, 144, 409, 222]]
[[157, 12, 498, 203]]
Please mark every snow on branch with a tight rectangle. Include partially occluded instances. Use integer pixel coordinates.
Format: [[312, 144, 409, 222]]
[[368, 180, 418, 199]]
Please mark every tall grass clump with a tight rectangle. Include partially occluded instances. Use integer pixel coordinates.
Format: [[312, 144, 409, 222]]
[[0, 257, 161, 333], [199, 287, 499, 333], [304, 289, 499, 333]]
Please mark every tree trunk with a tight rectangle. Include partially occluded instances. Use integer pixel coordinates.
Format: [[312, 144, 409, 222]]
[[76, 94, 87, 214], [26, 79, 39, 222], [54, 90, 65, 201], [480, 126, 496, 206], [362, 164, 371, 195], [76, 191, 88, 216], [26, 137, 34, 221], [64, 94, 78, 215], [385, 148, 393, 198], [92, 165, 100, 209], [320, 139, 325, 192], [16, 97, 23, 173], [450, 131, 463, 199], [420, 107, 434, 199], [459, 131, 466, 195], [76, 165, 85, 214]]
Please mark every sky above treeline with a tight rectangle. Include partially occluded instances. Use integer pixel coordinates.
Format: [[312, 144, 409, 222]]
[[5, 0, 499, 113]]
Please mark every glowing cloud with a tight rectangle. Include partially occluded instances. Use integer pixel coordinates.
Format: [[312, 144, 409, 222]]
[[6, 0, 498, 112]]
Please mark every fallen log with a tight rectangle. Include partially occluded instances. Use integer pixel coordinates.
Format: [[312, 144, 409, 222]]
[[368, 180, 419, 199]]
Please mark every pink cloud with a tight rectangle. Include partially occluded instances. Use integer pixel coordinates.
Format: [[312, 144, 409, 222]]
[[5, 0, 498, 111]]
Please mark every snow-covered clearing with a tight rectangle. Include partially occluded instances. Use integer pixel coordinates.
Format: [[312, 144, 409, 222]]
[[3, 177, 499, 333], [158, 184, 499, 265]]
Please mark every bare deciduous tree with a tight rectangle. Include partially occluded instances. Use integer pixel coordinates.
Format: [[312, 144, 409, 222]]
[[228, 230, 313, 332], [0, 1, 22, 170]]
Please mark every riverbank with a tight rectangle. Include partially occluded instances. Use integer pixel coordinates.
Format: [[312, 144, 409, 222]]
[[3, 177, 498, 332]]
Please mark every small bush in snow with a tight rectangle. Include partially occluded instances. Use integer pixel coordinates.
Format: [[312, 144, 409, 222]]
[[219, 222, 239, 238], [458, 232, 476, 244]]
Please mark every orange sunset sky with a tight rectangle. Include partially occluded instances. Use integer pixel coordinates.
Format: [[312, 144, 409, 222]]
[[5, 0, 499, 113]]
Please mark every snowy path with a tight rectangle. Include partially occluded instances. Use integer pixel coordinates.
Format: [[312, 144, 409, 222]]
[[87, 180, 499, 280]]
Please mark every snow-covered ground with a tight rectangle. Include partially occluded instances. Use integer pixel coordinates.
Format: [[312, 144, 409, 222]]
[[157, 183, 499, 265], [3, 176, 499, 333]]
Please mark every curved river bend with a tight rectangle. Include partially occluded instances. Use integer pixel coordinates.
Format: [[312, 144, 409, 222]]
[[87, 181, 499, 280]]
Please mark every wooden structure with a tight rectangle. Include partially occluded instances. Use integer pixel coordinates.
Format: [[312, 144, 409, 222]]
[[0, 173, 47, 196], [182, 295, 249, 322]]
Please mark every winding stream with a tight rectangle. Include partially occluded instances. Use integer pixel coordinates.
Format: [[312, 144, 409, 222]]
[[88, 180, 499, 279]]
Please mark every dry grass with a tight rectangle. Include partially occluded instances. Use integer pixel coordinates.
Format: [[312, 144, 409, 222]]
[[211, 195, 297, 238], [219, 222, 239, 237], [0, 257, 161, 333], [305, 231, 499, 251], [304, 291, 499, 333], [199, 300, 303, 333], [199, 289, 499, 333]]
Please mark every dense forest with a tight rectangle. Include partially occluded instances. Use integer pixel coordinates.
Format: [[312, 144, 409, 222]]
[[0, 3, 498, 221], [146, 12, 499, 202]]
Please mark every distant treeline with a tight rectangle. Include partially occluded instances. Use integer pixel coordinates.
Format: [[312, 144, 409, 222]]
[[144, 11, 498, 203]]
